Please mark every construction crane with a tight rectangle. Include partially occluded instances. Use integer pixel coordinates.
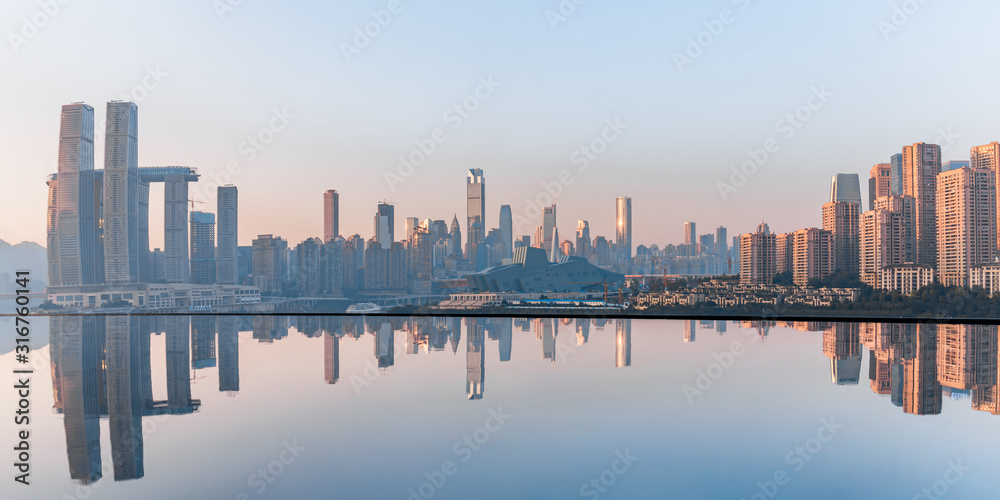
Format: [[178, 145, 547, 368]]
[[567, 279, 619, 303], [188, 199, 206, 210], [727, 257, 733, 275]]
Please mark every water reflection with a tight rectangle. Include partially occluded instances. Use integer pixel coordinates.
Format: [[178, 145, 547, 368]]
[[48, 316, 1000, 486]]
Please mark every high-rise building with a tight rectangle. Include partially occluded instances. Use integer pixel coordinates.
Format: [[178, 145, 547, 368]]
[[323, 190, 339, 242], [684, 222, 696, 246], [616, 197, 632, 262], [251, 234, 287, 294], [775, 232, 793, 275], [295, 238, 323, 296], [103, 101, 140, 285], [890, 153, 904, 196], [739, 222, 776, 285], [615, 319, 631, 368], [498, 205, 512, 260], [937, 166, 997, 287], [699, 234, 715, 254], [374, 203, 394, 250], [859, 209, 906, 288], [404, 217, 420, 241], [216, 186, 238, 285], [869, 164, 891, 208], [822, 201, 859, 275], [902, 143, 942, 267], [830, 173, 863, 209], [576, 220, 591, 258], [467, 169, 485, 254], [874, 195, 917, 263], [792, 228, 835, 286], [189, 211, 216, 285], [715, 226, 728, 255], [941, 160, 970, 173], [971, 142, 1000, 251], [542, 204, 557, 254], [54, 103, 102, 287]]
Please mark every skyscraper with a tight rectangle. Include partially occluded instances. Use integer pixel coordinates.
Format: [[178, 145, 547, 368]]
[[890, 153, 904, 196], [251, 234, 287, 294], [971, 142, 1000, 251], [715, 226, 728, 255], [576, 220, 591, 257], [189, 211, 216, 285], [499, 205, 512, 260], [937, 166, 997, 287], [822, 201, 859, 275], [739, 222, 776, 285], [374, 203, 394, 249], [684, 222, 696, 247], [869, 164, 891, 208], [542, 204, 557, 254], [616, 197, 632, 262], [404, 217, 420, 241], [792, 228, 835, 286], [55, 103, 101, 286], [859, 208, 906, 288], [903, 143, 942, 267], [466, 169, 485, 253], [323, 190, 339, 242], [216, 185, 238, 285], [103, 101, 140, 285], [830, 173, 863, 208]]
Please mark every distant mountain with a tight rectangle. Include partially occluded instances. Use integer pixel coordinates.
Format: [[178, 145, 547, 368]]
[[0, 239, 48, 293], [0, 239, 49, 355]]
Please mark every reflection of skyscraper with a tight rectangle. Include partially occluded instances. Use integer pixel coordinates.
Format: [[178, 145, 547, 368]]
[[105, 316, 145, 480], [616, 319, 631, 368], [191, 316, 217, 369], [540, 318, 556, 361], [466, 318, 485, 400], [52, 316, 104, 484], [165, 316, 192, 410], [498, 317, 512, 362], [823, 323, 861, 385], [902, 324, 942, 415], [684, 320, 695, 343], [376, 322, 394, 368], [971, 325, 1000, 415], [575, 318, 590, 345], [217, 316, 240, 393], [325, 331, 340, 384]]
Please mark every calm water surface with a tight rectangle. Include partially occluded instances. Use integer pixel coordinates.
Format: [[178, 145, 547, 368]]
[[1, 315, 998, 499]]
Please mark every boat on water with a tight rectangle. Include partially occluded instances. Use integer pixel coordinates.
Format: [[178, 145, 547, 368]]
[[346, 302, 383, 314]]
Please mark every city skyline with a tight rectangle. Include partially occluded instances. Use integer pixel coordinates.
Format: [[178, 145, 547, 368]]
[[5, 2, 1000, 250]]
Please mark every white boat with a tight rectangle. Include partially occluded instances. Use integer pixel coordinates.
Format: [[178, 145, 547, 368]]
[[346, 303, 383, 314]]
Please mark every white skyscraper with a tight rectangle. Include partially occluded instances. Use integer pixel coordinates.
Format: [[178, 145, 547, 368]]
[[103, 101, 140, 284], [55, 103, 101, 286]]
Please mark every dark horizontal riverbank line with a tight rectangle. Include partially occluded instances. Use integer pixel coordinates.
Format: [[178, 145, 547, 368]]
[[8, 309, 1000, 325]]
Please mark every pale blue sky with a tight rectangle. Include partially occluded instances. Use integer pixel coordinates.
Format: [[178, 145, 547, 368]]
[[2, 0, 999, 247]]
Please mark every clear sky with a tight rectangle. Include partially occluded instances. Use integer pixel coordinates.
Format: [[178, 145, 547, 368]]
[[2, 0, 1000, 248]]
